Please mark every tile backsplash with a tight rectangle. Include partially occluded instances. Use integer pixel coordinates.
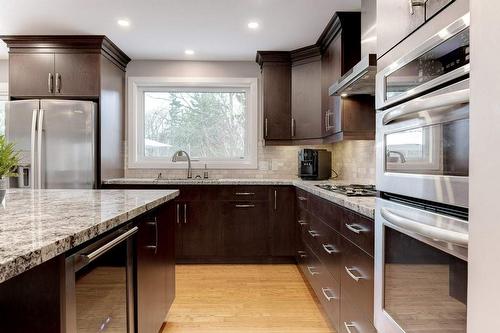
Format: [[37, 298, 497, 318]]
[[125, 140, 375, 183]]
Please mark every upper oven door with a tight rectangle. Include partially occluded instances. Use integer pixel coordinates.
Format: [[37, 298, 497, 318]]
[[376, 12, 470, 110], [376, 78, 469, 208], [374, 197, 468, 333]]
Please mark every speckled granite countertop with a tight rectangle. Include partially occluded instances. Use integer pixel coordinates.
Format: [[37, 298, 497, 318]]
[[104, 178, 376, 219], [0, 189, 179, 284]]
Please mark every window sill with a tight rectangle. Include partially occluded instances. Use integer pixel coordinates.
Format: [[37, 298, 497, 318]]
[[127, 160, 258, 170]]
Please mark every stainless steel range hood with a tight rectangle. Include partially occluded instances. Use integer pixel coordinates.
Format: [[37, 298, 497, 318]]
[[329, 54, 377, 96]]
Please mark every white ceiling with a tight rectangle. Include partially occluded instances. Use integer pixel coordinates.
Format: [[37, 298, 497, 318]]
[[0, 0, 360, 61]]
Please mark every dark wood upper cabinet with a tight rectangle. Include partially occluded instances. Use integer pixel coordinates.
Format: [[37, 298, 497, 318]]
[[2, 35, 130, 99], [9, 53, 54, 97], [257, 52, 292, 141], [291, 50, 323, 140], [54, 53, 100, 97]]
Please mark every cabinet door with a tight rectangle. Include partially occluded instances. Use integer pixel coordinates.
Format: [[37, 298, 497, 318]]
[[262, 63, 291, 140], [136, 208, 169, 333], [222, 201, 269, 257], [179, 201, 220, 258], [9, 53, 54, 97], [270, 187, 296, 256], [54, 53, 100, 97], [377, 0, 426, 57], [291, 61, 322, 139], [322, 36, 343, 136]]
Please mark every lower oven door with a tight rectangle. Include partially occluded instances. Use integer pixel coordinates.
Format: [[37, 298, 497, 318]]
[[376, 79, 469, 208], [64, 225, 137, 333], [374, 198, 468, 333]]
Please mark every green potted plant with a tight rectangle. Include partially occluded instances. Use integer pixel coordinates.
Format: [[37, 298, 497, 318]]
[[0, 135, 20, 202]]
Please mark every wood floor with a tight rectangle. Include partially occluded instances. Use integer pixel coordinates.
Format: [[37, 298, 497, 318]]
[[162, 264, 336, 333]]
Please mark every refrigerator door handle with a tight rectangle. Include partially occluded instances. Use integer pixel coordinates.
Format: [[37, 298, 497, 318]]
[[37, 109, 44, 189], [31, 109, 38, 189]]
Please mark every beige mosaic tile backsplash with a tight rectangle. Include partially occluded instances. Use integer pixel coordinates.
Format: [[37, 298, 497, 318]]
[[125, 140, 375, 183]]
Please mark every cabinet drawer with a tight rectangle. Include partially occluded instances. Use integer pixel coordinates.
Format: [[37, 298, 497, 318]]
[[310, 195, 343, 231], [340, 209, 374, 256], [340, 238, 374, 323], [296, 189, 310, 211], [301, 215, 343, 282], [340, 292, 376, 333], [218, 186, 269, 201]]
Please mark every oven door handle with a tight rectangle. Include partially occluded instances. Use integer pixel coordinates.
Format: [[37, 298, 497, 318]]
[[382, 88, 469, 125], [82, 227, 139, 263], [381, 208, 468, 247]]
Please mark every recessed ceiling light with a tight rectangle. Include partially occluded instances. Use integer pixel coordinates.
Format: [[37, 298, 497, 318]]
[[341, 93, 348, 98], [117, 19, 130, 27], [185, 49, 195, 55], [248, 21, 260, 30]]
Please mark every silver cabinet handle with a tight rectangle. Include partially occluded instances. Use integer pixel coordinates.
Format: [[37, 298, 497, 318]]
[[381, 207, 468, 246], [235, 192, 255, 196], [344, 322, 356, 333], [264, 118, 268, 138], [291, 118, 296, 137], [297, 219, 308, 226], [55, 72, 61, 93], [308, 230, 320, 238], [83, 227, 138, 263], [183, 203, 187, 224], [322, 244, 337, 254], [145, 217, 158, 254], [48, 73, 53, 93], [235, 204, 255, 208], [274, 190, 277, 211], [298, 196, 307, 201], [345, 224, 364, 234], [345, 266, 363, 282], [321, 288, 336, 302], [297, 250, 307, 258], [176, 204, 180, 224], [307, 266, 319, 276]]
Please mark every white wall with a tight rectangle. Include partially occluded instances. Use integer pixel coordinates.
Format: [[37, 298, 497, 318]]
[[0, 59, 8, 82], [467, 1, 500, 331]]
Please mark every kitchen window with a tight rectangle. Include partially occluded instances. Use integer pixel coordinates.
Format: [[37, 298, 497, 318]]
[[128, 77, 258, 169]]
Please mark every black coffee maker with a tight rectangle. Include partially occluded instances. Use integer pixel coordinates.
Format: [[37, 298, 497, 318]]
[[298, 149, 332, 180]]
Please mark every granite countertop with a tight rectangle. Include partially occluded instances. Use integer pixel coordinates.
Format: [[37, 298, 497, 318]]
[[0, 189, 179, 284], [104, 178, 376, 219]]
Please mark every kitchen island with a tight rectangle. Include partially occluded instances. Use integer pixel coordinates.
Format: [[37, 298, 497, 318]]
[[0, 188, 179, 333]]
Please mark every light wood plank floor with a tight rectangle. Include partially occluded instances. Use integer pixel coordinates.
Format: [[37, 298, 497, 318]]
[[162, 264, 336, 333]]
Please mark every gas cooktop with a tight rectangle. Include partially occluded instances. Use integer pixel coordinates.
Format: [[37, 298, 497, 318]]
[[315, 184, 377, 197]]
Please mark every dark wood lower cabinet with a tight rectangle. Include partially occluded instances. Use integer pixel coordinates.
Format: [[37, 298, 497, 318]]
[[103, 184, 296, 262], [136, 204, 175, 333], [296, 190, 376, 333]]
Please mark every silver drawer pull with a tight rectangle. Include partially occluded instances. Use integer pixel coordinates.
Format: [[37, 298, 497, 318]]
[[321, 288, 337, 302], [297, 251, 307, 258], [345, 224, 364, 234], [307, 266, 319, 276], [308, 230, 320, 238], [235, 192, 255, 196], [344, 266, 364, 282], [298, 196, 308, 201], [235, 204, 255, 208], [322, 244, 337, 254], [297, 219, 308, 226], [344, 322, 356, 333]]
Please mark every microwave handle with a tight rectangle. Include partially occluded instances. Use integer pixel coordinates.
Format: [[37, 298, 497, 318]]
[[382, 88, 469, 125], [380, 208, 468, 247]]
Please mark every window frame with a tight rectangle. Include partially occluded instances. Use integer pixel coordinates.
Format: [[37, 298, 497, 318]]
[[0, 82, 8, 136], [128, 76, 258, 169]]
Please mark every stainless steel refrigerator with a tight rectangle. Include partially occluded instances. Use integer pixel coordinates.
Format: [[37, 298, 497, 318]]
[[6, 99, 97, 189]]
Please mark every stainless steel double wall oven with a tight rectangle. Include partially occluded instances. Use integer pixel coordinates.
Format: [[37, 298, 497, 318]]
[[375, 12, 470, 333]]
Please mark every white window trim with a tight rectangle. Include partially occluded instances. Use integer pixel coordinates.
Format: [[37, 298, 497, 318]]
[[0, 82, 7, 99], [128, 76, 259, 169]]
